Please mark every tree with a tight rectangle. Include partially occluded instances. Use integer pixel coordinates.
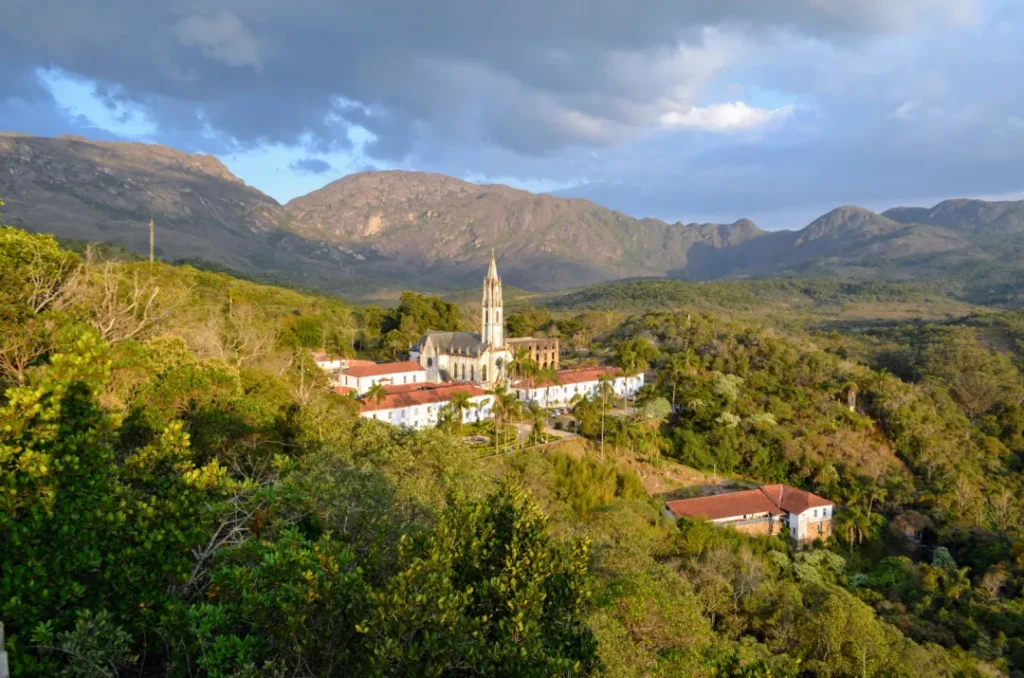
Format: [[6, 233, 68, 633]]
[[615, 338, 659, 377], [639, 397, 672, 421], [0, 330, 240, 676], [359, 482, 599, 676], [838, 505, 871, 555], [509, 346, 536, 383], [598, 375, 616, 461], [489, 384, 521, 454], [446, 390, 475, 435], [664, 350, 698, 411], [0, 224, 80, 316], [536, 366, 561, 406], [505, 313, 535, 338], [364, 382, 388, 409], [527, 401, 547, 444], [382, 329, 409, 360], [924, 329, 1023, 419]]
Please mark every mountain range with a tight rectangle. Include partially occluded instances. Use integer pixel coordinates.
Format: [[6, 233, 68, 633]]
[[2, 132, 1023, 303]]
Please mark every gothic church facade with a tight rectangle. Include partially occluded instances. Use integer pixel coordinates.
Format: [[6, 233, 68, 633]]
[[411, 252, 556, 389]]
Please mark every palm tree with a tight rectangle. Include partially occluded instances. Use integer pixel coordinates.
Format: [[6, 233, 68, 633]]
[[364, 382, 388, 409], [437, 402, 459, 435], [536, 366, 561, 407], [489, 384, 510, 454], [569, 393, 595, 436], [597, 374, 616, 461], [839, 506, 871, 555], [667, 350, 700, 413], [489, 384, 522, 452], [447, 390, 474, 435], [502, 392, 524, 449], [527, 401, 547, 445], [941, 565, 973, 601], [509, 346, 531, 381]]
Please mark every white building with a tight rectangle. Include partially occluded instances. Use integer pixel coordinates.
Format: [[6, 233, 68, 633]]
[[760, 484, 835, 543], [337, 361, 427, 395], [311, 351, 345, 372], [360, 384, 493, 429], [512, 367, 645, 407], [665, 484, 833, 544]]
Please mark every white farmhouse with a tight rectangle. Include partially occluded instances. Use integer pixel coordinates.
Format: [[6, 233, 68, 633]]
[[760, 484, 835, 543], [512, 367, 645, 407], [337, 361, 427, 395], [359, 384, 493, 429], [665, 484, 834, 544]]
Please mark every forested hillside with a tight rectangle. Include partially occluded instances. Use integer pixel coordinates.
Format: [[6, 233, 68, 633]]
[[3, 213, 1024, 676]]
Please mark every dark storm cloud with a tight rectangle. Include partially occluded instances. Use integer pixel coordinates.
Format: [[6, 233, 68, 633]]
[[289, 157, 333, 174], [5, 0, 1021, 222], [0, 0, 978, 156]]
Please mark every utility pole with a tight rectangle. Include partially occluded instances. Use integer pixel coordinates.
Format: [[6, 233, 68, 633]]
[[149, 216, 155, 263]]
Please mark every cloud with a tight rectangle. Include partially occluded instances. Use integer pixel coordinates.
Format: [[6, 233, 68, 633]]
[[174, 11, 262, 70], [661, 102, 794, 131], [289, 157, 333, 174], [0, 0, 1020, 221], [0, 0, 980, 156]]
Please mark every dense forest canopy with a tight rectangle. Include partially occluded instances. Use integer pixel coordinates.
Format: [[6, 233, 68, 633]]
[[3, 215, 1024, 677]]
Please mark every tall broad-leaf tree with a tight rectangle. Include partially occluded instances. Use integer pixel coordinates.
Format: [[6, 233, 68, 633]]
[[0, 330, 241, 677], [359, 481, 599, 676]]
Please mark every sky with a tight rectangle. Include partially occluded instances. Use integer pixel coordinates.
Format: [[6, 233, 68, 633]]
[[1, 0, 1023, 230]]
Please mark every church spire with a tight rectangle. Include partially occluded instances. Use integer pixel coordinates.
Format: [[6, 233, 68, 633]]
[[481, 250, 503, 348], [486, 248, 498, 280]]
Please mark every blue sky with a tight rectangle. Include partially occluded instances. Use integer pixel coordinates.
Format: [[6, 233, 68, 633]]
[[2, 0, 1023, 230]]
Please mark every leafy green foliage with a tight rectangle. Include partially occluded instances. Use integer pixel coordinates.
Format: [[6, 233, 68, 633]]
[[4, 223, 1024, 677]]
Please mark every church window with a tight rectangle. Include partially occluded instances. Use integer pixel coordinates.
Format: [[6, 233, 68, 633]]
[[482, 365, 487, 382], [471, 366, 475, 382], [427, 357, 433, 367]]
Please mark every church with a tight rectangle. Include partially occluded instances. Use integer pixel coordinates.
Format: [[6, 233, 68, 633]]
[[410, 252, 558, 389]]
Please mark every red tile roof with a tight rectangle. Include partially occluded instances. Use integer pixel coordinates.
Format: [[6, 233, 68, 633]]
[[760, 484, 832, 514], [513, 367, 621, 389], [381, 382, 448, 395], [666, 489, 783, 521], [331, 385, 355, 395], [665, 484, 833, 522], [360, 384, 489, 413], [344, 361, 425, 378], [345, 359, 377, 368]]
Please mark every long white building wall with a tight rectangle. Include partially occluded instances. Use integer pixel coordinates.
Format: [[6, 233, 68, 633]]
[[515, 373, 645, 407], [361, 394, 494, 429]]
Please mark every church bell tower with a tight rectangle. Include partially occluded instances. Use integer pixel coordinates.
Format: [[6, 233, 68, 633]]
[[481, 250, 504, 347]]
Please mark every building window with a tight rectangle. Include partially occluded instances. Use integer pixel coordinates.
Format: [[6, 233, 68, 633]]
[[471, 365, 475, 382], [813, 509, 818, 518], [427, 357, 433, 367], [482, 365, 487, 382]]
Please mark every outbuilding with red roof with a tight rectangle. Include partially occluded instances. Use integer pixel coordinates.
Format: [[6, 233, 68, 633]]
[[665, 484, 834, 544]]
